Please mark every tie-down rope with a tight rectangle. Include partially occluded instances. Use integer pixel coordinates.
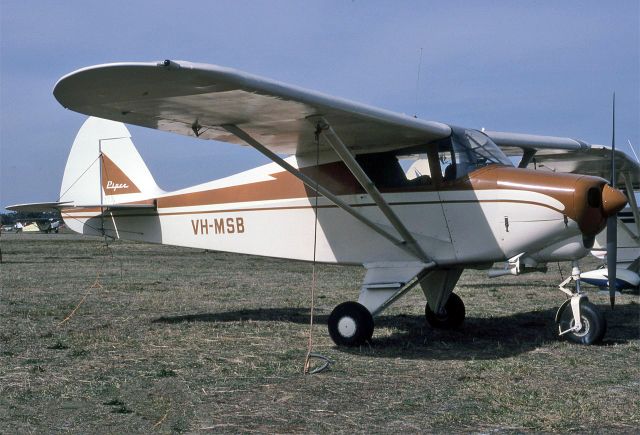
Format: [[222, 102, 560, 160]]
[[303, 124, 334, 375]]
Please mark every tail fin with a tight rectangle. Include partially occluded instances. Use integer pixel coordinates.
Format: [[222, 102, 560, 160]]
[[59, 117, 164, 205]]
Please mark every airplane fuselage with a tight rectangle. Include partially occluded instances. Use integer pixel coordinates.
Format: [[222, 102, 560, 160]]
[[61, 157, 609, 268]]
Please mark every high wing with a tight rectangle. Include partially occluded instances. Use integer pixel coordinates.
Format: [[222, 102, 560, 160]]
[[486, 130, 640, 189], [54, 60, 451, 156]]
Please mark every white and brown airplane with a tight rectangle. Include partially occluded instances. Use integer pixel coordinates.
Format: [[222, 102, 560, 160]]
[[9, 60, 631, 346]]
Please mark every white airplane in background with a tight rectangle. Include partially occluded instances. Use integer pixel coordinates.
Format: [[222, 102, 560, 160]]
[[9, 60, 632, 347], [8, 218, 62, 233], [592, 206, 639, 269], [580, 205, 640, 290], [34, 218, 62, 233]]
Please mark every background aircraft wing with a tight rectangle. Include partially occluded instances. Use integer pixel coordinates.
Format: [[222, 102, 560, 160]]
[[54, 61, 451, 156], [486, 130, 640, 189]]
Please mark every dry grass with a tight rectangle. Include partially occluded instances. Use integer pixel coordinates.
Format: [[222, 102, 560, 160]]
[[1, 233, 639, 433]]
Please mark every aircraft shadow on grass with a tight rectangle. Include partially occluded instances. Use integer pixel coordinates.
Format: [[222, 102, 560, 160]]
[[153, 302, 639, 360]]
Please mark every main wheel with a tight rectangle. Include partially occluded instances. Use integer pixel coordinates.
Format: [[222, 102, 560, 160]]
[[425, 292, 465, 329], [327, 301, 374, 346], [557, 300, 606, 345]]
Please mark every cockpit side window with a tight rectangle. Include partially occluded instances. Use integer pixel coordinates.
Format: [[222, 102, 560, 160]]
[[356, 151, 408, 188], [356, 144, 438, 189]]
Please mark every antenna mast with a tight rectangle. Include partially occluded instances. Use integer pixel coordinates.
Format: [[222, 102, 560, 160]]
[[414, 47, 423, 117]]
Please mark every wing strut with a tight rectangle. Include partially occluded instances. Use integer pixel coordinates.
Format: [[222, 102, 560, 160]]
[[309, 116, 431, 263], [221, 124, 433, 264], [518, 148, 537, 168]]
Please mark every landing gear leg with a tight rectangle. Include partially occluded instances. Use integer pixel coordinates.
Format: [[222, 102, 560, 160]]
[[556, 261, 607, 344], [420, 268, 465, 329]]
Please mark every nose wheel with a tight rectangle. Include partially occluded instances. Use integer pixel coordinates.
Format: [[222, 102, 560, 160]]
[[327, 301, 374, 346], [425, 292, 465, 329], [556, 261, 607, 345], [557, 299, 606, 344]]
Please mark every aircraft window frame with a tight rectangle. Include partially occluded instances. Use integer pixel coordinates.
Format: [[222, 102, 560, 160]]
[[356, 144, 440, 190], [458, 129, 512, 167], [447, 128, 512, 180], [435, 140, 457, 183]]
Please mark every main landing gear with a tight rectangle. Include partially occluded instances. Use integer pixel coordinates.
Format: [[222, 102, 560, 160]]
[[327, 291, 467, 347], [327, 267, 466, 347], [556, 261, 607, 344]]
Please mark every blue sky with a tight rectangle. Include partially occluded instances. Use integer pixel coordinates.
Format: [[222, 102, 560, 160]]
[[1, 0, 638, 210]]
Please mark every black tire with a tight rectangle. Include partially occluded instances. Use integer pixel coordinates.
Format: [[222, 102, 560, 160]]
[[425, 292, 465, 329], [327, 301, 374, 346], [558, 300, 606, 345]]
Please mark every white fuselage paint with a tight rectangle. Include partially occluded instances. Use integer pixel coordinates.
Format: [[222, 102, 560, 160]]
[[62, 159, 579, 267]]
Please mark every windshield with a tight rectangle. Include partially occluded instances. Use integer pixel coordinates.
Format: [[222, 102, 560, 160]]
[[447, 128, 511, 178]]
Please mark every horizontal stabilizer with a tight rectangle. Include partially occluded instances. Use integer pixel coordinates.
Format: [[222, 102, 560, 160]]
[[69, 203, 156, 210], [6, 202, 72, 213], [7, 201, 156, 213]]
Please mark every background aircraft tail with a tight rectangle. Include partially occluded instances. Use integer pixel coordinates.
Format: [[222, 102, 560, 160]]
[[59, 117, 164, 206]]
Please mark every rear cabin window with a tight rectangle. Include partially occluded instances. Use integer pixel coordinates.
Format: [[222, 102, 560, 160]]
[[355, 146, 435, 189]]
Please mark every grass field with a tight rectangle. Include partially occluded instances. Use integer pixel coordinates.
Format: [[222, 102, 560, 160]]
[[1, 233, 638, 433]]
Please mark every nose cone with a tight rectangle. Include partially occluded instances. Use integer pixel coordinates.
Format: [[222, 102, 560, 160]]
[[602, 184, 627, 217]]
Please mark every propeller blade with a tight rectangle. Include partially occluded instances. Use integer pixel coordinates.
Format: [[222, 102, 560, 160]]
[[608, 92, 617, 308]]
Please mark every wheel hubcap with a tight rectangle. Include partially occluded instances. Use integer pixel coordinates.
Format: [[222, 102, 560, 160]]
[[337, 316, 357, 338], [435, 309, 449, 321], [570, 316, 590, 337]]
